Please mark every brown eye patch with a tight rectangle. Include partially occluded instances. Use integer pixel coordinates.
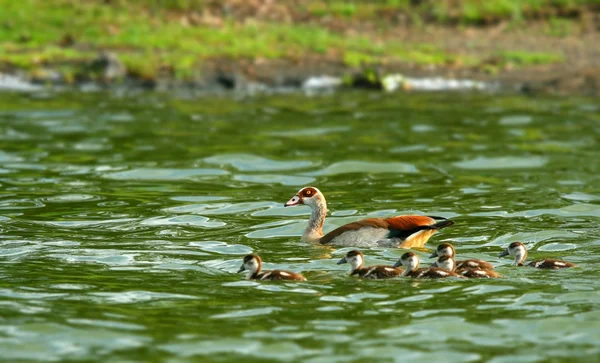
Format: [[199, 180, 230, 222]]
[[301, 187, 317, 197]]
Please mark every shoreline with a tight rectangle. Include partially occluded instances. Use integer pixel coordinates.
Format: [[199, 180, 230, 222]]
[[2, 57, 599, 95]]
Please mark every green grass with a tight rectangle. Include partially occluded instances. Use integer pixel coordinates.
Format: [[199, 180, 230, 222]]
[[305, 0, 598, 24], [0, 0, 592, 81], [500, 51, 565, 65]]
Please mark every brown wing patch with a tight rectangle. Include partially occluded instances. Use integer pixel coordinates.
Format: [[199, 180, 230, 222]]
[[365, 265, 404, 279], [386, 215, 436, 231], [458, 268, 503, 278], [529, 259, 577, 269], [260, 270, 307, 281], [414, 267, 463, 278], [319, 218, 390, 244], [456, 259, 495, 271]]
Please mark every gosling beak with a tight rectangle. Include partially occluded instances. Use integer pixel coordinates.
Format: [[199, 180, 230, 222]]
[[393, 260, 403, 268], [337, 257, 347, 265], [237, 265, 246, 273], [498, 249, 509, 258], [284, 195, 302, 207], [429, 251, 438, 258]]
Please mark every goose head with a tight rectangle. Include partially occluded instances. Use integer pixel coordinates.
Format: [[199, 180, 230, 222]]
[[284, 186, 324, 209]]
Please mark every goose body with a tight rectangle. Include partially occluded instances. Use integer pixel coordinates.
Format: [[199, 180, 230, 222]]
[[337, 250, 403, 279], [285, 186, 453, 248], [430, 243, 494, 271], [499, 242, 577, 269], [393, 252, 464, 279], [238, 254, 306, 281]]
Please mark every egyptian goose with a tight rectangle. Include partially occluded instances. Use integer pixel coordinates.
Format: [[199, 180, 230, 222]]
[[284, 186, 454, 248], [499, 242, 577, 269], [430, 243, 494, 270], [238, 254, 306, 281], [392, 252, 464, 278], [433, 256, 502, 278], [337, 250, 404, 279]]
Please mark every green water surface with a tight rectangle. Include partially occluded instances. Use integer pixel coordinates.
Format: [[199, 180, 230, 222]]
[[0, 91, 599, 362]]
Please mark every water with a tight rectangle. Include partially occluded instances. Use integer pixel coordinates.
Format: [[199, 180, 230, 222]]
[[0, 91, 599, 362]]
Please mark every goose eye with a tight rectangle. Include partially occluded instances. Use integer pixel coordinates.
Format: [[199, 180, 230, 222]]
[[305, 190, 312, 195]]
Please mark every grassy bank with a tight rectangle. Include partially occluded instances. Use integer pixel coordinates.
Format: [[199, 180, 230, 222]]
[[0, 0, 597, 83]]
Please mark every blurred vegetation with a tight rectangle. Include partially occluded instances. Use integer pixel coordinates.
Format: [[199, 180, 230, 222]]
[[0, 0, 597, 82]]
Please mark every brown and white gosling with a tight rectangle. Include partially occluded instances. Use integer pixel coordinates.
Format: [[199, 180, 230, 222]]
[[238, 254, 306, 281], [499, 242, 577, 269], [435, 257, 503, 278], [430, 243, 494, 271], [393, 252, 464, 279], [337, 250, 404, 279]]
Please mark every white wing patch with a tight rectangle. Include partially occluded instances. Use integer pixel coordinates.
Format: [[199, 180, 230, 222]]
[[474, 270, 486, 276], [533, 261, 544, 268], [436, 270, 448, 276], [279, 271, 290, 277], [554, 261, 565, 267], [260, 272, 272, 280], [384, 267, 395, 272], [467, 261, 478, 268]]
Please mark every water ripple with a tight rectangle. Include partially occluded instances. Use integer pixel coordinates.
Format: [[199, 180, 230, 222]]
[[302, 161, 419, 176], [103, 168, 228, 180], [141, 215, 226, 228], [204, 153, 314, 171], [453, 156, 548, 169]]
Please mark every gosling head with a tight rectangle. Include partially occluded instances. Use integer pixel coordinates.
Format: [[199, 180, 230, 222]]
[[499, 241, 527, 266], [393, 252, 420, 272], [238, 254, 262, 278], [337, 250, 364, 272], [435, 255, 456, 271], [429, 243, 456, 259]]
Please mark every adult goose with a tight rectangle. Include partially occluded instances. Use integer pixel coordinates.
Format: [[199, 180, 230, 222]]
[[284, 186, 454, 248]]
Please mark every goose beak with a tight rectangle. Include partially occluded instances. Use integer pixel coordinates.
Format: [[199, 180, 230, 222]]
[[337, 257, 347, 265], [237, 265, 246, 273], [284, 195, 302, 207], [393, 260, 403, 268], [498, 250, 509, 258], [429, 251, 438, 258]]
